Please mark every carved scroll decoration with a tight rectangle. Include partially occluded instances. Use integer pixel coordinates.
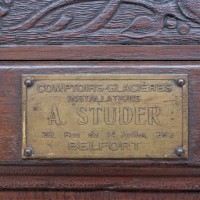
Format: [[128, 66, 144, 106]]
[[0, 0, 200, 44]]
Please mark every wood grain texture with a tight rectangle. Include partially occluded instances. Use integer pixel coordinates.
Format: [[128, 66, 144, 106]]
[[0, 0, 200, 45], [1, 176, 200, 191], [1, 191, 200, 200], [1, 45, 200, 61], [0, 61, 200, 191]]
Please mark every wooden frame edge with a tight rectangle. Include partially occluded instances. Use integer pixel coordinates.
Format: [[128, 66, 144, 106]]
[[0, 45, 200, 61]]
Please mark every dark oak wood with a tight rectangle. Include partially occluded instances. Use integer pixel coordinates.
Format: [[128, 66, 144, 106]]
[[1, 46, 200, 61], [1, 0, 200, 61], [0, 0, 200, 45], [0, 61, 199, 192], [1, 191, 200, 200], [1, 175, 200, 191]]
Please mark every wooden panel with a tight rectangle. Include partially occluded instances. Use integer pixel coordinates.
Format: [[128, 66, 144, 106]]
[[1, 46, 200, 61], [0, 61, 199, 190], [1, 0, 200, 60], [0, 191, 200, 200], [0, 0, 200, 45]]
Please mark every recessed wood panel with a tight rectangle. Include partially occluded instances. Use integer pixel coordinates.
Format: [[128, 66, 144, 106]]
[[0, 62, 199, 191]]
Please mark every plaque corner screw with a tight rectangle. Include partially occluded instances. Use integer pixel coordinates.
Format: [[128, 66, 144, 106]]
[[175, 147, 185, 157], [24, 147, 33, 157], [177, 78, 185, 87], [24, 79, 33, 87]]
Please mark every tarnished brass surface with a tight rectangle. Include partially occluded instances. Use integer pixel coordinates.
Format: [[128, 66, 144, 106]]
[[22, 74, 188, 159]]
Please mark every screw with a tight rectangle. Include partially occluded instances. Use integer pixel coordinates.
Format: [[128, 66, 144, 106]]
[[177, 78, 185, 87], [24, 147, 33, 157], [175, 147, 185, 157], [24, 79, 33, 87]]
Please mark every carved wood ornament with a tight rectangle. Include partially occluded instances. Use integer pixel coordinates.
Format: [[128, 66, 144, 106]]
[[0, 0, 200, 44]]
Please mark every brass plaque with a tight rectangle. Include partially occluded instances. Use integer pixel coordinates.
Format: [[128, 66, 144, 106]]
[[22, 74, 188, 159]]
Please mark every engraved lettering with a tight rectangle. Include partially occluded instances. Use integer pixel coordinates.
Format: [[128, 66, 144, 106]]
[[88, 132, 99, 138], [67, 141, 141, 151], [104, 107, 117, 125], [48, 106, 66, 125], [109, 142, 120, 151], [156, 131, 174, 138], [148, 106, 161, 125], [79, 142, 89, 150], [120, 131, 147, 138], [64, 132, 80, 138], [53, 84, 64, 92], [68, 142, 77, 150], [77, 107, 88, 125], [76, 106, 162, 126], [119, 107, 133, 125], [135, 107, 146, 125], [121, 142, 130, 150], [67, 95, 141, 103], [37, 84, 45, 93], [24, 75, 187, 159], [89, 107, 102, 125], [37, 83, 173, 93], [107, 131, 116, 138], [132, 142, 140, 150], [42, 131, 55, 138]]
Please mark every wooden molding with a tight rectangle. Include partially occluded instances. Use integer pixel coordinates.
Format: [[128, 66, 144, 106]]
[[0, 45, 200, 61]]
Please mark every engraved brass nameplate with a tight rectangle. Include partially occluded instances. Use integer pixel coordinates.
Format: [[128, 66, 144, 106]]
[[22, 74, 188, 159]]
